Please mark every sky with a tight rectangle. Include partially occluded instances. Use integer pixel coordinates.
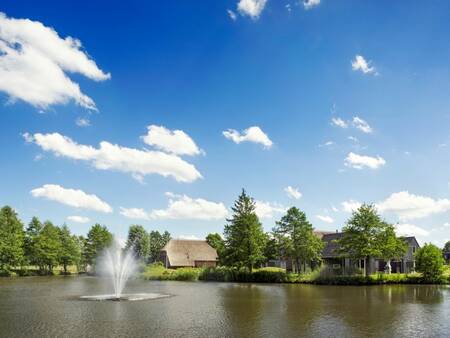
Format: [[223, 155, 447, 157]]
[[1, 0, 450, 247]]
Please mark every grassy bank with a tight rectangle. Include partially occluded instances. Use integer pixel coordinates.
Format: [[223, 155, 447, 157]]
[[0, 265, 81, 277], [141, 263, 450, 285]]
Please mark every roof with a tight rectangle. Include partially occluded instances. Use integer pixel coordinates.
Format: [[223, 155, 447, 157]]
[[161, 239, 218, 267], [321, 232, 344, 258], [401, 236, 420, 248]]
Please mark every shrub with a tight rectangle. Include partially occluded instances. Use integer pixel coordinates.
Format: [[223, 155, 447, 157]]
[[415, 243, 445, 282]]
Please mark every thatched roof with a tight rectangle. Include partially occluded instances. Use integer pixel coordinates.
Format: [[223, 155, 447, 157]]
[[161, 239, 218, 267]]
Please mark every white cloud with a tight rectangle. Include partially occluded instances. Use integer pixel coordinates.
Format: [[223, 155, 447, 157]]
[[352, 116, 373, 133], [319, 141, 334, 148], [341, 200, 362, 213], [75, 117, 90, 127], [67, 215, 90, 224], [395, 223, 429, 237], [0, 12, 109, 111], [348, 136, 359, 142], [31, 184, 112, 213], [377, 191, 450, 221], [331, 117, 348, 128], [284, 186, 302, 200], [178, 235, 201, 240], [303, 0, 321, 10], [121, 193, 228, 221], [227, 9, 237, 21], [344, 152, 386, 170], [237, 0, 267, 19], [255, 200, 286, 218], [141, 125, 202, 156], [223, 126, 273, 148], [351, 55, 376, 75], [316, 215, 334, 223], [26, 132, 202, 183]]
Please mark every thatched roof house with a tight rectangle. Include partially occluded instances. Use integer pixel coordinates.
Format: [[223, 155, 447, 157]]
[[160, 239, 218, 268]]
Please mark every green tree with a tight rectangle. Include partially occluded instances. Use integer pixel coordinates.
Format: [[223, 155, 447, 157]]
[[415, 243, 445, 281], [223, 190, 266, 272], [85, 224, 113, 269], [338, 204, 395, 276], [273, 207, 324, 273], [443, 241, 450, 263], [76, 235, 88, 272], [34, 221, 62, 273], [206, 233, 226, 265], [148, 230, 171, 263], [0, 206, 25, 273], [24, 216, 43, 269], [58, 225, 81, 274], [125, 225, 150, 262], [378, 224, 408, 273], [263, 233, 278, 262]]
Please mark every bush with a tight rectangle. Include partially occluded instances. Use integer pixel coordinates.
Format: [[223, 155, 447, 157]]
[[141, 263, 202, 281], [415, 243, 445, 282]]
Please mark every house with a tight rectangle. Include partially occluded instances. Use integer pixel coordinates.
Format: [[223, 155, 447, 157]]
[[160, 239, 218, 269], [321, 233, 420, 275]]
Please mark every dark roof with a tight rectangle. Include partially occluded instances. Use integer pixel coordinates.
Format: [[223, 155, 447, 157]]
[[321, 232, 344, 258], [401, 236, 420, 248]]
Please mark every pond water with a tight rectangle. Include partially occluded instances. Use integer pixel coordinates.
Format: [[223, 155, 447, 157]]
[[0, 276, 449, 337]]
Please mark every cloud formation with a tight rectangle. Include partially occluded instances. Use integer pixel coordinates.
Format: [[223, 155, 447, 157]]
[[284, 186, 302, 199], [303, 0, 321, 10], [395, 223, 429, 237], [31, 184, 112, 213], [255, 200, 286, 218], [352, 116, 373, 133], [141, 125, 202, 156], [0, 12, 109, 110], [67, 215, 90, 224], [237, 0, 267, 19], [341, 199, 362, 213], [25, 132, 202, 183], [75, 117, 91, 127], [316, 215, 334, 223], [377, 191, 450, 221], [331, 117, 348, 128], [120, 192, 228, 221], [223, 126, 273, 148], [344, 152, 386, 170], [351, 55, 376, 75]]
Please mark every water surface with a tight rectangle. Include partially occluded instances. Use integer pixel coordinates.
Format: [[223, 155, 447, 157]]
[[0, 277, 448, 337]]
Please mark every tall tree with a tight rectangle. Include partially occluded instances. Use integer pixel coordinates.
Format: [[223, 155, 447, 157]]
[[273, 207, 324, 272], [148, 230, 171, 263], [338, 204, 394, 276], [58, 225, 81, 274], [24, 216, 43, 269], [206, 233, 226, 265], [224, 190, 266, 272], [0, 206, 25, 273], [84, 224, 113, 268], [35, 221, 62, 273], [125, 225, 150, 262]]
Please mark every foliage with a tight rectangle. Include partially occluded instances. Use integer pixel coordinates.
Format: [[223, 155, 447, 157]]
[[58, 225, 81, 274], [125, 225, 150, 262], [273, 207, 324, 272], [415, 243, 445, 282], [84, 224, 113, 268], [223, 189, 266, 271], [24, 217, 43, 268], [206, 233, 226, 264], [148, 230, 171, 263], [379, 225, 408, 262], [0, 206, 25, 273], [34, 221, 62, 273], [141, 263, 202, 281]]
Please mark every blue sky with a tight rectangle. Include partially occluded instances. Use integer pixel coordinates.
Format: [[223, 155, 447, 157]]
[[1, 0, 450, 246]]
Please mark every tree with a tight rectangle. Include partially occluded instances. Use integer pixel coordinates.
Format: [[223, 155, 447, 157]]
[[125, 225, 150, 262], [338, 204, 392, 276], [223, 190, 266, 272], [415, 243, 445, 281], [34, 221, 62, 273], [76, 235, 88, 272], [24, 216, 43, 269], [206, 233, 226, 265], [58, 225, 81, 274], [84, 224, 113, 268], [443, 241, 450, 263], [148, 230, 171, 263], [378, 224, 408, 273], [0, 206, 25, 273], [273, 207, 324, 273]]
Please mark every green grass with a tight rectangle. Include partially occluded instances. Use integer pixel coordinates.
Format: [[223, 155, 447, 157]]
[[141, 263, 202, 281]]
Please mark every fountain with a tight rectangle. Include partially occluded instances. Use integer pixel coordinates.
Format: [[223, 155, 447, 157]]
[[80, 241, 170, 302]]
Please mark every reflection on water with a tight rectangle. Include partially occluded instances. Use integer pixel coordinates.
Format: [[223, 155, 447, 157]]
[[0, 277, 448, 338]]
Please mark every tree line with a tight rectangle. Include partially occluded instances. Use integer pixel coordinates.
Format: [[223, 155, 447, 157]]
[[0, 206, 170, 275]]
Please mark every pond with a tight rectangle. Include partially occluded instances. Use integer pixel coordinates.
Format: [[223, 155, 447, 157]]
[[0, 277, 449, 337]]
